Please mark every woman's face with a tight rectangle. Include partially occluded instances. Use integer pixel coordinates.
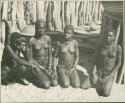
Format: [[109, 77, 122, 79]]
[[64, 29, 74, 40], [20, 42, 27, 52], [105, 31, 114, 44], [37, 23, 45, 36]]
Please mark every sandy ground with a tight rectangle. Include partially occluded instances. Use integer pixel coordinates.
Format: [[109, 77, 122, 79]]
[[1, 82, 125, 102]]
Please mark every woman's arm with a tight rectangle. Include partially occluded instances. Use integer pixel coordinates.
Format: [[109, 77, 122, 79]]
[[28, 38, 34, 63], [53, 46, 59, 70], [48, 37, 52, 69], [54, 41, 60, 58], [6, 45, 33, 67], [72, 40, 79, 69], [112, 45, 122, 73]]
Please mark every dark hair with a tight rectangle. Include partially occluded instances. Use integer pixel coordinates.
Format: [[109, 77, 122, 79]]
[[108, 29, 116, 35], [64, 24, 74, 34], [35, 19, 46, 29], [10, 32, 27, 48]]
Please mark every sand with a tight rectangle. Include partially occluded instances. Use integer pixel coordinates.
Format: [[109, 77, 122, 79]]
[[1, 82, 125, 102]]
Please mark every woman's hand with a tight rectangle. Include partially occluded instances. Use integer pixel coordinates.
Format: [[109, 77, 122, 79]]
[[31, 64, 38, 69], [65, 68, 75, 75], [50, 70, 56, 80], [48, 65, 53, 75], [38, 65, 44, 70]]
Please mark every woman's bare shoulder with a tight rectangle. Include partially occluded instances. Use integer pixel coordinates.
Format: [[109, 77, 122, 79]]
[[72, 39, 78, 45], [29, 37, 36, 44], [44, 35, 51, 40], [116, 44, 122, 53]]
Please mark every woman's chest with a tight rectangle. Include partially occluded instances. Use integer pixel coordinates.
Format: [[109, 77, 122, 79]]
[[33, 39, 48, 50], [100, 46, 117, 59], [60, 42, 75, 53]]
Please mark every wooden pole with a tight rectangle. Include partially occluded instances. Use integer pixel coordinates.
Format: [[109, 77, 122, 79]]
[[100, 13, 107, 43], [36, 0, 45, 20], [114, 22, 121, 83], [17, 1, 26, 31], [0, 1, 4, 65], [124, 1, 125, 84], [86, 1, 89, 23], [75, 1, 80, 27], [80, 1, 83, 26], [91, 1, 96, 22], [0, 1, 2, 84], [64, 1, 70, 25], [118, 44, 124, 84], [53, 1, 62, 31], [60, 1, 64, 30], [115, 23, 121, 43], [98, 2, 102, 22], [30, 1, 36, 24], [89, 1, 92, 22], [84, 1, 87, 25], [7, 1, 18, 32], [70, 1, 76, 27], [46, 1, 53, 30], [94, 1, 99, 22], [2, 1, 8, 20], [1, 1, 8, 45]]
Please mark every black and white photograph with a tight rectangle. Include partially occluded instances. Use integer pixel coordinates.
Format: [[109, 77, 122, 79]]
[[0, 0, 125, 102]]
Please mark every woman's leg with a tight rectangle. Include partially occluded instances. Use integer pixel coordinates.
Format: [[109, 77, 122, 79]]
[[81, 71, 98, 89], [96, 75, 115, 97], [80, 75, 92, 89], [50, 70, 58, 87], [57, 68, 70, 88], [1, 65, 11, 85], [70, 69, 80, 88], [31, 67, 50, 89], [31, 58, 51, 89], [8, 65, 27, 82]]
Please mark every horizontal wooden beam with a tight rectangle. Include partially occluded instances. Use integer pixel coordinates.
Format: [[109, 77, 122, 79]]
[[103, 12, 123, 22]]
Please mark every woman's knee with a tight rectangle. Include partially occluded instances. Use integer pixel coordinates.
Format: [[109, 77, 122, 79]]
[[43, 82, 50, 89], [35, 82, 50, 89], [2, 66, 10, 71], [70, 72, 80, 88], [96, 87, 110, 97], [71, 81, 80, 88], [1, 66, 10, 80], [80, 83, 90, 90], [58, 72, 70, 88], [97, 90, 110, 97], [60, 80, 70, 88], [102, 88, 111, 97], [72, 84, 80, 88], [60, 78, 70, 88], [62, 83, 70, 88], [51, 80, 58, 87], [102, 92, 110, 97], [19, 65, 27, 73], [80, 79, 91, 90]]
